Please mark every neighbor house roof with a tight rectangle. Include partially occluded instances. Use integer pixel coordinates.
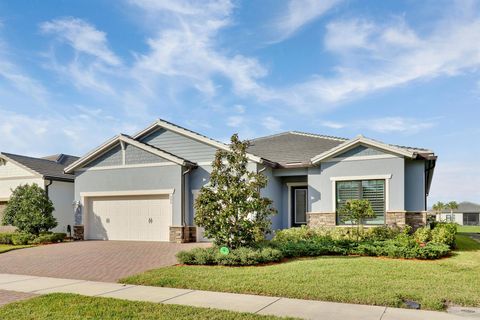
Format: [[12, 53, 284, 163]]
[[439, 202, 480, 213], [0, 152, 79, 182], [247, 132, 347, 167]]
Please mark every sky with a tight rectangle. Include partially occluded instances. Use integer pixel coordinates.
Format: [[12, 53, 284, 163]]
[[0, 0, 479, 205]]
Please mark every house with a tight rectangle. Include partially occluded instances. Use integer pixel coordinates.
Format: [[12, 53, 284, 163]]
[[435, 202, 480, 226], [0, 153, 78, 234], [65, 119, 437, 242]]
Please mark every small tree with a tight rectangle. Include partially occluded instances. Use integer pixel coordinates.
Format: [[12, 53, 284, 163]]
[[339, 199, 375, 241], [2, 184, 57, 235], [194, 134, 277, 249], [432, 201, 446, 222]]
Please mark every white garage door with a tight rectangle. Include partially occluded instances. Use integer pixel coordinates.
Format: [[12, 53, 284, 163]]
[[86, 194, 171, 241]]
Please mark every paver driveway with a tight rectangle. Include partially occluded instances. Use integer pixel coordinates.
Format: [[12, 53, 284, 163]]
[[0, 241, 207, 282]]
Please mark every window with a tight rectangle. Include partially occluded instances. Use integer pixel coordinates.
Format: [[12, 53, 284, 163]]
[[336, 179, 385, 225]]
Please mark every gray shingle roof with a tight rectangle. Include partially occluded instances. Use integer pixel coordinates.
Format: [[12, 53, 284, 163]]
[[247, 132, 347, 166], [440, 202, 480, 213], [1, 153, 79, 182]]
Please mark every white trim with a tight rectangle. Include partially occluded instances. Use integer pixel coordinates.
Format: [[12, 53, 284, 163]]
[[80, 189, 174, 198], [133, 119, 264, 164], [324, 154, 398, 163], [311, 136, 415, 164], [331, 176, 390, 215], [330, 174, 392, 182], [77, 162, 178, 172], [120, 140, 126, 166], [286, 182, 308, 227]]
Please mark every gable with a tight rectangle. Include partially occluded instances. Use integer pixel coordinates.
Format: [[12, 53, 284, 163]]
[[334, 145, 387, 159], [85, 145, 122, 168], [0, 159, 37, 178], [125, 144, 167, 165], [140, 128, 218, 163]]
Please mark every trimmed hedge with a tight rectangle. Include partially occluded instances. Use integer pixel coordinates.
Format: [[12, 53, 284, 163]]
[[0, 232, 66, 245], [177, 246, 283, 266]]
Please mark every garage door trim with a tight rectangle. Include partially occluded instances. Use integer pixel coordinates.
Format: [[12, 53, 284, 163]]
[[81, 189, 174, 241]]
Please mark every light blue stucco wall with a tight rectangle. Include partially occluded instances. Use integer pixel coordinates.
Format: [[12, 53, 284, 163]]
[[259, 165, 283, 230], [75, 165, 183, 225], [405, 159, 426, 211], [309, 157, 405, 213]]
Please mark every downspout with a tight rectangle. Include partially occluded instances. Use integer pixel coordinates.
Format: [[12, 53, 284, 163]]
[[45, 179, 53, 199], [182, 167, 193, 226]]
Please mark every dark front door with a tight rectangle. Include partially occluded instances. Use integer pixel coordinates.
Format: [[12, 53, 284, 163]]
[[291, 186, 308, 227]]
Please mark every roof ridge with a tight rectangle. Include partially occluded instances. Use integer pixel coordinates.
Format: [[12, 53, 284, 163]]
[[289, 131, 348, 142], [1, 152, 62, 164]]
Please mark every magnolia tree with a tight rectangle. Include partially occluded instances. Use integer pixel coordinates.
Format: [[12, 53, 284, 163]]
[[194, 134, 277, 249], [2, 184, 57, 235], [339, 199, 375, 241]]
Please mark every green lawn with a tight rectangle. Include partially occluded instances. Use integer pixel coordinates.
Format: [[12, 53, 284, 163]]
[[458, 225, 480, 233], [0, 244, 32, 254], [0, 293, 293, 320], [122, 234, 480, 311]]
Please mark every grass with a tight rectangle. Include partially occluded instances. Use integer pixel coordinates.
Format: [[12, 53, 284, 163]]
[[121, 234, 480, 311], [0, 244, 32, 254], [0, 293, 293, 320], [457, 225, 480, 233]]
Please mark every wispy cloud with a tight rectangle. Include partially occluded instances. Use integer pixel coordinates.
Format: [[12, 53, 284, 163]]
[[321, 117, 436, 134], [271, 0, 341, 43], [40, 18, 121, 66], [262, 116, 282, 131], [40, 17, 122, 94]]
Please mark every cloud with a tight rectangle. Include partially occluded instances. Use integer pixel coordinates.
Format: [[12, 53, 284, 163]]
[[321, 117, 436, 134], [0, 34, 49, 104], [40, 17, 121, 66], [262, 116, 282, 131], [40, 17, 122, 94], [289, 13, 480, 106], [272, 0, 341, 43], [227, 115, 244, 128], [129, 0, 271, 100]]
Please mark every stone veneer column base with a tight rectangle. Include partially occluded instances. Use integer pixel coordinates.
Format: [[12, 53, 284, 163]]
[[73, 225, 84, 241], [386, 211, 427, 231], [169, 226, 197, 243], [307, 212, 336, 227]]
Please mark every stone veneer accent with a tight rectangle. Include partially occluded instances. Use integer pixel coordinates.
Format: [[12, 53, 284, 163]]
[[73, 225, 84, 241], [307, 212, 336, 227], [308, 211, 428, 230], [169, 226, 197, 243]]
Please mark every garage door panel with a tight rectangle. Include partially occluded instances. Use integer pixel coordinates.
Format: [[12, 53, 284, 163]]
[[87, 194, 171, 241]]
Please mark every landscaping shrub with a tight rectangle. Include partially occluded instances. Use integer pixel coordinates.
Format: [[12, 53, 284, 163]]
[[30, 233, 66, 244], [431, 222, 457, 248], [353, 240, 450, 259], [414, 226, 432, 243], [0, 233, 13, 244], [11, 233, 35, 245], [176, 246, 283, 266]]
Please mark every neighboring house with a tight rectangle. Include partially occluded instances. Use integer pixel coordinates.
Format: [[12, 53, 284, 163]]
[[0, 153, 78, 234], [435, 202, 480, 226], [65, 119, 437, 243]]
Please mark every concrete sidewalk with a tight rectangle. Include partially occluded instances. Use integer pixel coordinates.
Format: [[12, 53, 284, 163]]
[[0, 273, 476, 320]]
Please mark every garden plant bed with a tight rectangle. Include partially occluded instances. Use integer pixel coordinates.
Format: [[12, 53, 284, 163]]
[[121, 234, 480, 311], [0, 293, 292, 320]]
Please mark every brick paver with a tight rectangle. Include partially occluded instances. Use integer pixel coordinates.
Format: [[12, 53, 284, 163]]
[[0, 241, 208, 282], [0, 290, 37, 306]]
